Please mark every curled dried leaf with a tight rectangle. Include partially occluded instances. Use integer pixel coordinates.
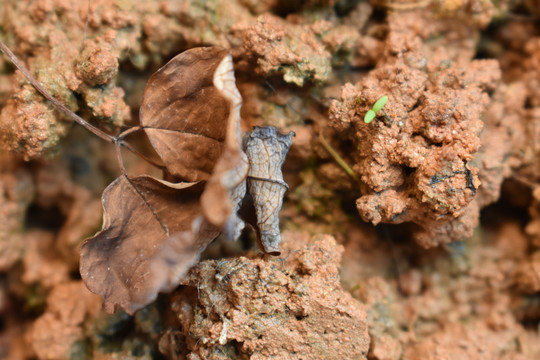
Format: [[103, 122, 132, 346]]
[[244, 126, 294, 254], [80, 176, 219, 314], [140, 47, 232, 182], [200, 51, 249, 241]]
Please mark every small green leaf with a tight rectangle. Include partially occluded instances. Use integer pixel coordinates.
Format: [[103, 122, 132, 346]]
[[364, 109, 376, 123], [372, 96, 388, 113]]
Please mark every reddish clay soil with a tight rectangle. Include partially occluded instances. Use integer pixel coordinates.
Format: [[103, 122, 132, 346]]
[[0, 0, 539, 359]]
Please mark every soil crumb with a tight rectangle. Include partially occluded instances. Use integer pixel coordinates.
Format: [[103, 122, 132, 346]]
[[162, 232, 370, 360]]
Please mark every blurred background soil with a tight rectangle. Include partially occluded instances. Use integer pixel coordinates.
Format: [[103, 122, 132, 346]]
[[0, 0, 539, 359]]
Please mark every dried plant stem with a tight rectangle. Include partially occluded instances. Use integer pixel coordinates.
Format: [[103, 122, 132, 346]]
[[0, 39, 168, 172], [80, 0, 91, 51], [0, 40, 115, 144], [511, 174, 539, 189], [378, 0, 431, 11], [318, 132, 360, 182]]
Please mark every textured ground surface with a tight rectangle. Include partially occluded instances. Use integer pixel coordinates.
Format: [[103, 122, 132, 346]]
[[0, 0, 539, 359]]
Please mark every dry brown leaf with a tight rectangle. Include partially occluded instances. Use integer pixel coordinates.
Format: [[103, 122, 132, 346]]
[[200, 51, 249, 240], [140, 47, 232, 182], [79, 175, 219, 314], [244, 126, 294, 254]]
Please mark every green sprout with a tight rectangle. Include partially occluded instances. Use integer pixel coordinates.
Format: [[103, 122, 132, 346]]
[[364, 95, 389, 123]]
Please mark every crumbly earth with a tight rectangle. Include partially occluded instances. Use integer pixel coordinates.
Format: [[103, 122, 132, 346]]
[[162, 232, 369, 359], [328, 8, 507, 247], [0, 0, 539, 360], [0, 154, 34, 271]]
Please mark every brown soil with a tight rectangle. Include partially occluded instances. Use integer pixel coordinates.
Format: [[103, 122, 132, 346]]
[[0, 0, 539, 359]]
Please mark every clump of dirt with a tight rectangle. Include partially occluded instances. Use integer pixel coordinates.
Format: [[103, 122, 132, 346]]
[[161, 231, 369, 359], [402, 321, 533, 360], [0, 154, 34, 270], [234, 4, 377, 86], [339, 219, 540, 360], [26, 280, 170, 359], [239, 14, 338, 86], [328, 8, 511, 247], [31, 281, 101, 360]]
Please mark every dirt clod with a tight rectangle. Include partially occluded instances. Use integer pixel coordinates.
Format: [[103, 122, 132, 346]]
[[166, 232, 370, 359]]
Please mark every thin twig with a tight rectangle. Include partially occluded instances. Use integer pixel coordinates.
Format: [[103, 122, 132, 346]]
[[0, 39, 167, 172], [0, 40, 116, 144], [318, 132, 360, 182], [378, 0, 431, 11], [511, 174, 539, 189], [80, 0, 91, 52]]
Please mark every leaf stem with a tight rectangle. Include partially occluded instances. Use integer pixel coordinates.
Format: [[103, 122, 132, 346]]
[[118, 127, 167, 170]]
